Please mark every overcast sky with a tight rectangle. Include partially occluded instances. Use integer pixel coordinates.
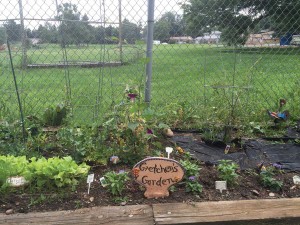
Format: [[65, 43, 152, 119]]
[[0, 0, 185, 29]]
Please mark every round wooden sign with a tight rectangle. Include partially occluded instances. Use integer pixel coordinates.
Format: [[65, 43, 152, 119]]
[[132, 157, 185, 198]]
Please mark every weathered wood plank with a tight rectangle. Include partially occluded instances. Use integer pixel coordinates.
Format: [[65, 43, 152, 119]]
[[153, 198, 300, 224], [2, 198, 300, 225], [0, 205, 154, 225]]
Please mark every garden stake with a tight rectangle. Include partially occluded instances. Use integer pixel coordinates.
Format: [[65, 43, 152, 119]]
[[7, 40, 26, 142]]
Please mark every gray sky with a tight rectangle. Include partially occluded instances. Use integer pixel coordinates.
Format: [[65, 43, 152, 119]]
[[0, 0, 184, 29]]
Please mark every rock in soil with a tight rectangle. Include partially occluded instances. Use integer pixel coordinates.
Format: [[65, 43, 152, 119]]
[[5, 209, 14, 215], [251, 190, 260, 196]]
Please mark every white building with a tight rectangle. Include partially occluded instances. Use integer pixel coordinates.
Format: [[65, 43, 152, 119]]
[[195, 31, 222, 44]]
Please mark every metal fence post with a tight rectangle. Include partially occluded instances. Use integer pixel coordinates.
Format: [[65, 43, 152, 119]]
[[145, 0, 155, 106]]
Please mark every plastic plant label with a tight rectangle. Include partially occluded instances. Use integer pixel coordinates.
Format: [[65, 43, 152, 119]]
[[293, 175, 300, 185], [224, 145, 230, 154], [87, 174, 94, 183], [215, 181, 227, 193], [100, 177, 108, 187], [165, 147, 173, 158], [7, 176, 27, 187], [132, 157, 184, 198]]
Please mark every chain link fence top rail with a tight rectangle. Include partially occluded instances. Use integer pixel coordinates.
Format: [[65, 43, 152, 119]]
[[0, 0, 299, 128]]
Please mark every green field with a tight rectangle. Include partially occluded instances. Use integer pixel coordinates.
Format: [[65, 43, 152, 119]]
[[1, 43, 300, 128]]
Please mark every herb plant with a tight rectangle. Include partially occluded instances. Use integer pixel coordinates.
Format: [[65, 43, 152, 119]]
[[185, 176, 203, 193], [180, 159, 202, 194], [104, 171, 130, 196], [259, 167, 283, 192], [180, 159, 201, 178], [217, 159, 239, 186]]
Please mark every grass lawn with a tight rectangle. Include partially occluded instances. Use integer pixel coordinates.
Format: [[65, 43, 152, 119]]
[[0, 43, 299, 128]]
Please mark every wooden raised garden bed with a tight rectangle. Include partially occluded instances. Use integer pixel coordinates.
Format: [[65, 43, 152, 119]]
[[1, 198, 300, 225]]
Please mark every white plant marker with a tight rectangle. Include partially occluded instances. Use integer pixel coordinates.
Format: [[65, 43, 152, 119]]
[[293, 175, 300, 185], [87, 173, 94, 194], [215, 181, 227, 193], [224, 145, 230, 154], [100, 177, 108, 187], [7, 176, 27, 187], [165, 147, 173, 159]]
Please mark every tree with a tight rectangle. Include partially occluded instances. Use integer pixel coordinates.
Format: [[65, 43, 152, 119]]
[[182, 0, 300, 45], [122, 19, 141, 44], [37, 23, 58, 43], [242, 0, 300, 36], [153, 12, 185, 42], [0, 27, 6, 45], [56, 3, 87, 47], [3, 20, 21, 42]]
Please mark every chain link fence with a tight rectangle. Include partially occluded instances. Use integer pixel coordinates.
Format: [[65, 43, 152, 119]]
[[0, 0, 299, 129]]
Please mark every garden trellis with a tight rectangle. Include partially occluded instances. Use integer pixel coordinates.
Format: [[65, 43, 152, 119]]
[[0, 0, 299, 128]]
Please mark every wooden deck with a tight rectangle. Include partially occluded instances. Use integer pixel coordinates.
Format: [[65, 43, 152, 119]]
[[1, 198, 300, 225]]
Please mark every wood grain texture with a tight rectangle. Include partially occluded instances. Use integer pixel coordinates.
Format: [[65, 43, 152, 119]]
[[153, 198, 300, 224], [0, 205, 154, 225], [1, 198, 300, 225]]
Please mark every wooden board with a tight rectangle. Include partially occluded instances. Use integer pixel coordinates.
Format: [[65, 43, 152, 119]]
[[153, 198, 300, 224], [1, 198, 300, 225], [0, 205, 154, 225]]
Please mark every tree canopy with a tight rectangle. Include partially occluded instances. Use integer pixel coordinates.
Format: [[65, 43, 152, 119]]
[[182, 0, 300, 45], [153, 12, 185, 42], [0, 28, 6, 45], [3, 20, 21, 42]]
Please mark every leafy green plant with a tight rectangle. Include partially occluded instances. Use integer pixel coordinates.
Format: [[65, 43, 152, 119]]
[[57, 125, 112, 164], [180, 159, 201, 178], [259, 167, 283, 192], [104, 171, 130, 196], [102, 86, 169, 165], [0, 155, 31, 191], [28, 156, 89, 190], [185, 176, 203, 193], [43, 103, 67, 126], [180, 159, 203, 194], [217, 159, 239, 186]]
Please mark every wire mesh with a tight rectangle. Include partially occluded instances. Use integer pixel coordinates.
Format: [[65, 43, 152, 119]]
[[0, 0, 299, 128]]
